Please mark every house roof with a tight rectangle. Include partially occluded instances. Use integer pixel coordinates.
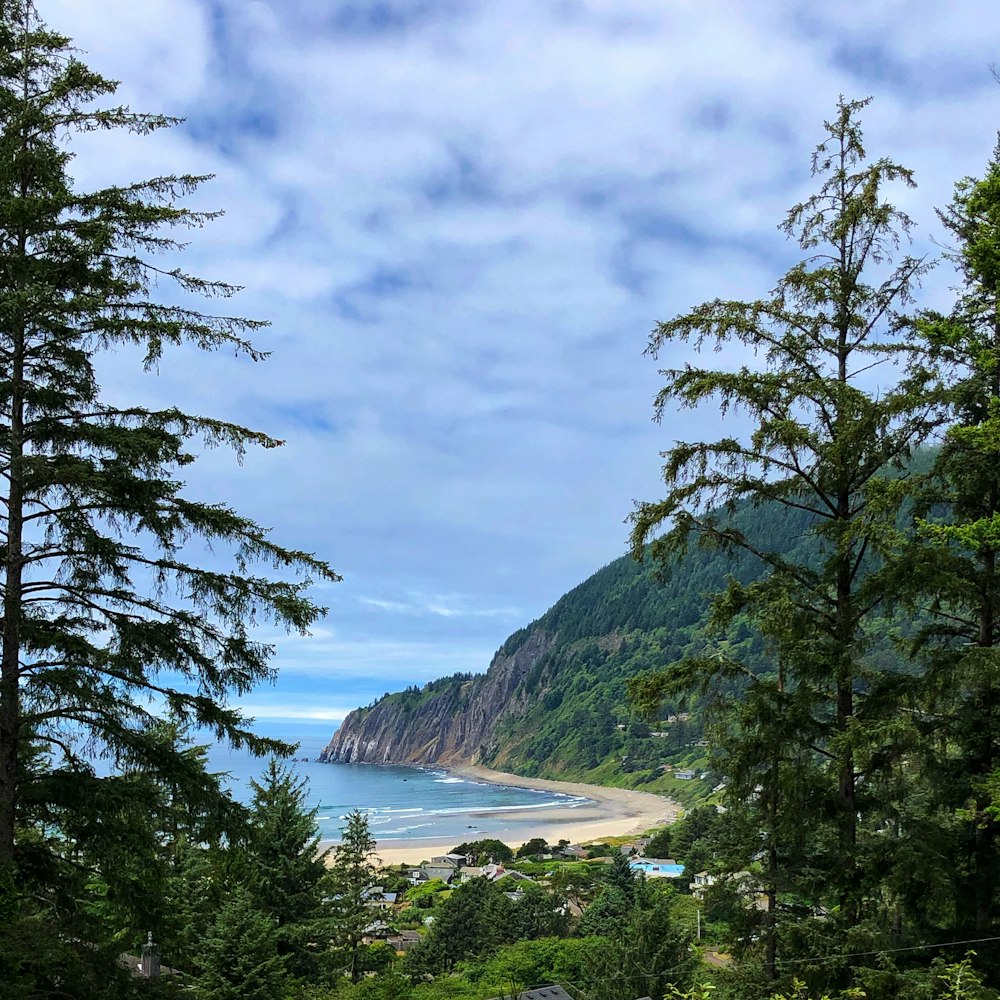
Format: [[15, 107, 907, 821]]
[[485, 987, 648, 1000], [387, 930, 424, 944], [494, 870, 533, 882], [422, 866, 457, 881], [485, 987, 574, 1000]]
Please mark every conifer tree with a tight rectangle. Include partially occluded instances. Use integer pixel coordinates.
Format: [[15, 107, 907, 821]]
[[192, 887, 291, 1000], [630, 97, 937, 977], [327, 809, 381, 983], [239, 759, 330, 979], [906, 140, 1000, 934], [0, 0, 338, 982]]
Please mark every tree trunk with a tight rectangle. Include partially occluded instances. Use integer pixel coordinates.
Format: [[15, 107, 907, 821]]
[[0, 327, 24, 869], [974, 545, 997, 932]]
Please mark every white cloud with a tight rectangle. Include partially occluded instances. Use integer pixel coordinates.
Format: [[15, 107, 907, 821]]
[[236, 702, 353, 722], [39, 0, 1000, 721]]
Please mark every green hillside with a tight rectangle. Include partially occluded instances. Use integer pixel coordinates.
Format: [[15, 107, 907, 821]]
[[477, 504, 811, 802], [339, 454, 932, 803], [475, 446, 939, 799]]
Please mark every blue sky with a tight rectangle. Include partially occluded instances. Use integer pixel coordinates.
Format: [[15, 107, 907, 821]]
[[45, 0, 1000, 725]]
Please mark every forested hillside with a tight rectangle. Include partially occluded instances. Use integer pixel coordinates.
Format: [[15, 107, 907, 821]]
[[322, 492, 895, 804]]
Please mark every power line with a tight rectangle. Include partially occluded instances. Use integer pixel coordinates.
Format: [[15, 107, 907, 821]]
[[545, 933, 1000, 999], [781, 934, 1000, 968]]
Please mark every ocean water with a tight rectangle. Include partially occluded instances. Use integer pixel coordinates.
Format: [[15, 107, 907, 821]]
[[205, 719, 589, 846]]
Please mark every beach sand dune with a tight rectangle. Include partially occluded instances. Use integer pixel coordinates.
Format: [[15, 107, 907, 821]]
[[360, 764, 681, 867]]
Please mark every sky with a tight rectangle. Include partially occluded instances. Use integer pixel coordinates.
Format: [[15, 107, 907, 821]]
[[39, 0, 1000, 727]]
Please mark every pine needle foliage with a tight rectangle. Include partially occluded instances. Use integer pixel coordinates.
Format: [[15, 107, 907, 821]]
[[901, 139, 1000, 936], [629, 97, 940, 977], [240, 759, 331, 979], [328, 809, 381, 983], [0, 0, 339, 977]]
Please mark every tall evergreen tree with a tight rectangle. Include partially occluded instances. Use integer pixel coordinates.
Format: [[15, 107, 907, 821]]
[[327, 809, 381, 983], [581, 886, 696, 1000], [905, 139, 1000, 935], [629, 97, 937, 981], [192, 887, 292, 1000], [0, 0, 338, 985], [238, 759, 330, 979]]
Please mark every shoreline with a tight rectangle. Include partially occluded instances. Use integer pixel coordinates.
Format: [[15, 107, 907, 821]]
[[322, 762, 681, 867]]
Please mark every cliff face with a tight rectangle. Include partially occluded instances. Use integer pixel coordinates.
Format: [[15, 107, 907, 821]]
[[318, 494, 918, 788], [318, 629, 555, 766]]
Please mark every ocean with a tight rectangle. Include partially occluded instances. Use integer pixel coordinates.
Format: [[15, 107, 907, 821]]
[[205, 719, 589, 846]]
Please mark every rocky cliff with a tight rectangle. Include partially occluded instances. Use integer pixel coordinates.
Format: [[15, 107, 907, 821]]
[[318, 628, 556, 765], [315, 538, 747, 781], [317, 496, 917, 794]]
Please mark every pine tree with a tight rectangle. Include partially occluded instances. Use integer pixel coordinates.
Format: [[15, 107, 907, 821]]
[[405, 876, 499, 975], [238, 759, 330, 979], [327, 809, 380, 983], [581, 887, 696, 1000], [192, 887, 291, 1000], [629, 97, 937, 979], [0, 0, 338, 983], [606, 848, 638, 902], [906, 140, 1000, 934]]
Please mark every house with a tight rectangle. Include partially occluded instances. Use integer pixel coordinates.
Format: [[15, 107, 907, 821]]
[[691, 870, 716, 896], [119, 933, 179, 979], [459, 865, 485, 881], [485, 986, 649, 1000], [430, 853, 467, 867], [485, 987, 575, 1000], [557, 844, 587, 860], [386, 930, 423, 953], [675, 769, 696, 780], [361, 919, 393, 943], [494, 869, 533, 885], [421, 865, 458, 884], [407, 865, 457, 886], [631, 858, 683, 878], [363, 887, 398, 909]]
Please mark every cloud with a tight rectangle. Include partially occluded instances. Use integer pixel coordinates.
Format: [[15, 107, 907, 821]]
[[42, 0, 1000, 725], [236, 702, 353, 722], [359, 593, 520, 619]]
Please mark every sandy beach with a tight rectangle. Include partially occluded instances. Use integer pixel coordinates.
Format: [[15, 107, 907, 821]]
[[365, 764, 681, 867]]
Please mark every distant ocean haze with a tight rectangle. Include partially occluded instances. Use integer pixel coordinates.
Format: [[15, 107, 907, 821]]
[[204, 718, 588, 845]]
